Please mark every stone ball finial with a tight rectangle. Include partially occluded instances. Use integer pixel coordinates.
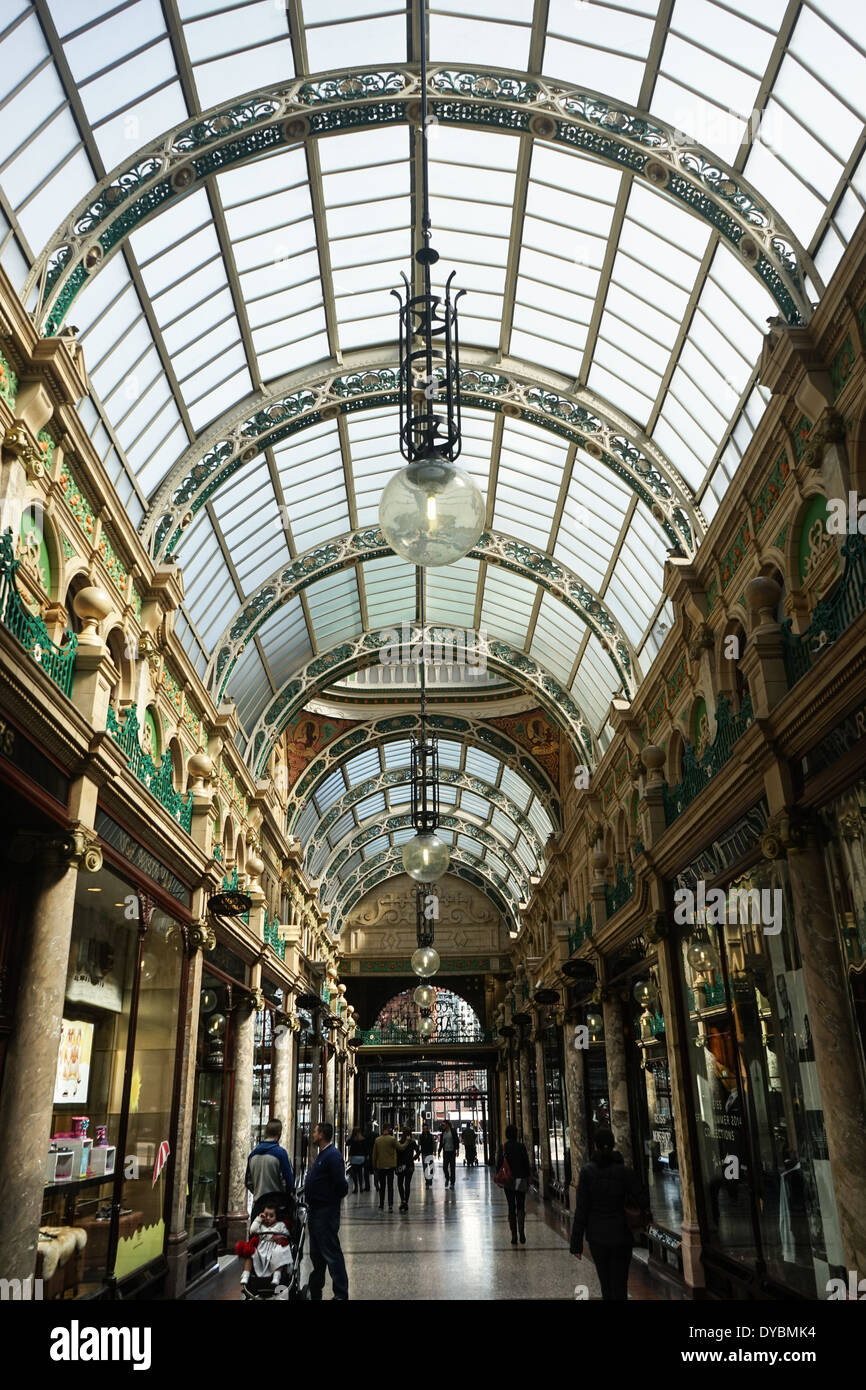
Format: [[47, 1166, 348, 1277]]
[[73, 585, 113, 643], [641, 744, 665, 772], [746, 575, 781, 622], [188, 749, 213, 792], [246, 851, 265, 880], [591, 846, 608, 873]]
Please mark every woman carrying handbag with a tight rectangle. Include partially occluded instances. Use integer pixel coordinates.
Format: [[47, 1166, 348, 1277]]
[[570, 1128, 650, 1300], [494, 1123, 532, 1245]]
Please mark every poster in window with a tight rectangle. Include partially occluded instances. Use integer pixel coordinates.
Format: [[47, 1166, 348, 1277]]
[[54, 1018, 94, 1105], [65, 917, 128, 1012]]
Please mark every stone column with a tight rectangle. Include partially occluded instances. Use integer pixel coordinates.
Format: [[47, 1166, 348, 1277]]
[[563, 1021, 590, 1200], [770, 819, 866, 1275], [225, 1000, 257, 1248], [534, 1024, 553, 1197], [0, 825, 102, 1281], [272, 1019, 295, 1139], [164, 945, 203, 1299], [308, 1039, 322, 1143], [651, 920, 704, 1289], [517, 1038, 534, 1161], [324, 1046, 336, 1127], [601, 989, 633, 1167]]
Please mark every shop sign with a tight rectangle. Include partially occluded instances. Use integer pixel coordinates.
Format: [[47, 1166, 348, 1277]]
[[0, 713, 68, 804], [674, 801, 769, 892], [801, 697, 866, 782], [95, 810, 191, 906], [359, 957, 491, 973]]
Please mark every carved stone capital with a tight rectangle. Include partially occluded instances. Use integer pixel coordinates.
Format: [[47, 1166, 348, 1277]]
[[3, 422, 45, 480], [189, 919, 216, 953], [9, 822, 102, 873], [761, 811, 818, 860], [687, 622, 714, 660], [644, 912, 668, 944]]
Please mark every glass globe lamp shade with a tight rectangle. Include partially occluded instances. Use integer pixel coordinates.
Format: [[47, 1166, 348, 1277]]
[[208, 1012, 226, 1036], [418, 1015, 436, 1037], [585, 1012, 603, 1036], [411, 946, 441, 978], [413, 983, 435, 1008], [687, 935, 717, 974], [200, 989, 217, 1013], [633, 978, 659, 1012], [402, 829, 450, 883], [379, 451, 485, 568]]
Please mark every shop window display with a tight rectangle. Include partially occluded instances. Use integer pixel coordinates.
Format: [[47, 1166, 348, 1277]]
[[41, 865, 183, 1296], [189, 972, 235, 1237], [631, 980, 683, 1235], [541, 1024, 569, 1197], [251, 1005, 275, 1148], [678, 860, 845, 1297]]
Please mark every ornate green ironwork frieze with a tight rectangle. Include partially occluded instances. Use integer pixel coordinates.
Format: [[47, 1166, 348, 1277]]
[[288, 715, 561, 839], [143, 361, 703, 564], [26, 67, 815, 347], [205, 525, 638, 707], [247, 626, 596, 778]]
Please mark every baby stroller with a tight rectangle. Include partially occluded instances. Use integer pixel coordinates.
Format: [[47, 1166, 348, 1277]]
[[462, 1130, 478, 1167], [239, 1186, 308, 1301]]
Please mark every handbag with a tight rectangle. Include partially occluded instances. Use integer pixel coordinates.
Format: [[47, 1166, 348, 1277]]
[[494, 1153, 513, 1189], [624, 1195, 650, 1233]]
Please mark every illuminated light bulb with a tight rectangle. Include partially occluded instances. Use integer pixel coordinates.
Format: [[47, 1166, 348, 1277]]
[[411, 946, 441, 978], [419, 1015, 435, 1036], [402, 829, 450, 882], [414, 983, 435, 1007], [379, 451, 485, 567]]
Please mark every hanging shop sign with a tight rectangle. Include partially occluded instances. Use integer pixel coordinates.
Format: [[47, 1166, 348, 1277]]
[[95, 810, 191, 906], [674, 801, 769, 892], [0, 712, 69, 804]]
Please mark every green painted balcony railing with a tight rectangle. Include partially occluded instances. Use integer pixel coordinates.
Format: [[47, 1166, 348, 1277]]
[[106, 702, 194, 833], [782, 534, 866, 687], [569, 904, 594, 955], [263, 909, 285, 960], [605, 861, 635, 918], [663, 692, 754, 826], [358, 1026, 494, 1046], [0, 529, 77, 695]]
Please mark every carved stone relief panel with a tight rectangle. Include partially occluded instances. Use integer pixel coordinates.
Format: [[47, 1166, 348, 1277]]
[[343, 873, 506, 956]]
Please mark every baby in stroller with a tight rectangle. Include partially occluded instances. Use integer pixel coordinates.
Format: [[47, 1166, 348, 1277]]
[[236, 1201, 294, 1300]]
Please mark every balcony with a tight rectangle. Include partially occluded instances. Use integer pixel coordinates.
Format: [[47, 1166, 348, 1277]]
[[781, 534, 866, 688], [568, 904, 593, 955], [663, 693, 753, 826], [106, 702, 193, 833], [604, 861, 635, 918], [0, 529, 77, 696], [356, 1026, 494, 1046]]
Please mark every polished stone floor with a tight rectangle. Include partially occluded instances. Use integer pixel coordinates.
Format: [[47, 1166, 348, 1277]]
[[192, 1166, 683, 1301]]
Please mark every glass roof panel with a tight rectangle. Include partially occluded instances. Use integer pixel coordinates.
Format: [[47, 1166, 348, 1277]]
[[3, 0, 863, 878]]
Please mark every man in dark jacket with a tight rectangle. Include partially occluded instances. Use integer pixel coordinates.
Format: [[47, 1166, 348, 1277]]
[[570, 1128, 648, 1300], [245, 1118, 295, 1219], [304, 1121, 349, 1300]]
